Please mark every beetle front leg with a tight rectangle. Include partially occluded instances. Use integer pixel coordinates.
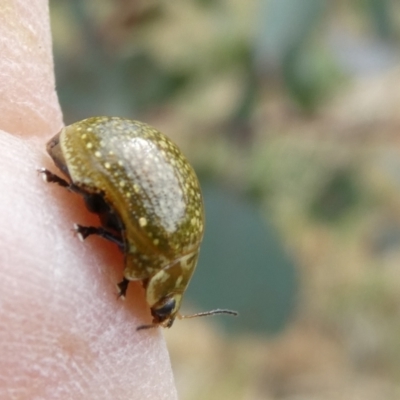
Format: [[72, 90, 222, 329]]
[[73, 224, 124, 250], [38, 168, 70, 188], [38, 168, 91, 197]]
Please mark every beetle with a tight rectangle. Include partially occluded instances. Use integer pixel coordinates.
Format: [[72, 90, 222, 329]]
[[39, 117, 237, 329]]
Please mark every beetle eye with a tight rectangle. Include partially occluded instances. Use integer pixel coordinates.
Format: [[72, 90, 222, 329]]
[[154, 298, 176, 318]]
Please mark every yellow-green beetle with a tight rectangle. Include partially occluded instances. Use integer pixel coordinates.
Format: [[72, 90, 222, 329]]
[[40, 117, 236, 329]]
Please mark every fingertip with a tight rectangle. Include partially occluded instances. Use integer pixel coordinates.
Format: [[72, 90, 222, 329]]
[[0, 0, 63, 137]]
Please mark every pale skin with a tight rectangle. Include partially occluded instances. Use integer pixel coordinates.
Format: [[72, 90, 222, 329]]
[[0, 1, 178, 399]]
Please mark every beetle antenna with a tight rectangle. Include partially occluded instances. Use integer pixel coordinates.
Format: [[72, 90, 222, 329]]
[[136, 309, 238, 331], [178, 309, 238, 320]]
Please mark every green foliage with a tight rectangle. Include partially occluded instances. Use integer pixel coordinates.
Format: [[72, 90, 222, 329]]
[[189, 183, 297, 334]]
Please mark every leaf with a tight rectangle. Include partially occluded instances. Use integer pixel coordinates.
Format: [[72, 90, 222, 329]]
[[186, 183, 298, 334]]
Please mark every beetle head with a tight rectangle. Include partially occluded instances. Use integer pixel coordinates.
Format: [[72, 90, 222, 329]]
[[137, 252, 238, 330], [139, 252, 198, 329], [149, 294, 181, 328]]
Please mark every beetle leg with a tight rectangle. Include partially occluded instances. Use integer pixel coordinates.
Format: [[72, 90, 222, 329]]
[[117, 278, 130, 298], [73, 223, 124, 249], [37, 168, 70, 188], [38, 168, 93, 197]]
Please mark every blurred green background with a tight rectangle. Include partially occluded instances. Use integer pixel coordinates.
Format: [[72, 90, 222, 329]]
[[51, 0, 400, 398]]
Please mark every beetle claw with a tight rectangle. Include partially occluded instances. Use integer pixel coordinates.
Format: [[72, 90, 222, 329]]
[[72, 223, 86, 242], [37, 168, 49, 182], [116, 288, 126, 300], [117, 278, 129, 299]]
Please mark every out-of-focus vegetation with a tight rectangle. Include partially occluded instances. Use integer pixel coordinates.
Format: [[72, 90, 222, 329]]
[[51, 0, 400, 398]]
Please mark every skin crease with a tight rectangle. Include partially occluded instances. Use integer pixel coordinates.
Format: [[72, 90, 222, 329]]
[[0, 1, 178, 399]]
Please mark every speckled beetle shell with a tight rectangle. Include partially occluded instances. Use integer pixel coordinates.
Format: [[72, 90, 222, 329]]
[[46, 116, 204, 328]]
